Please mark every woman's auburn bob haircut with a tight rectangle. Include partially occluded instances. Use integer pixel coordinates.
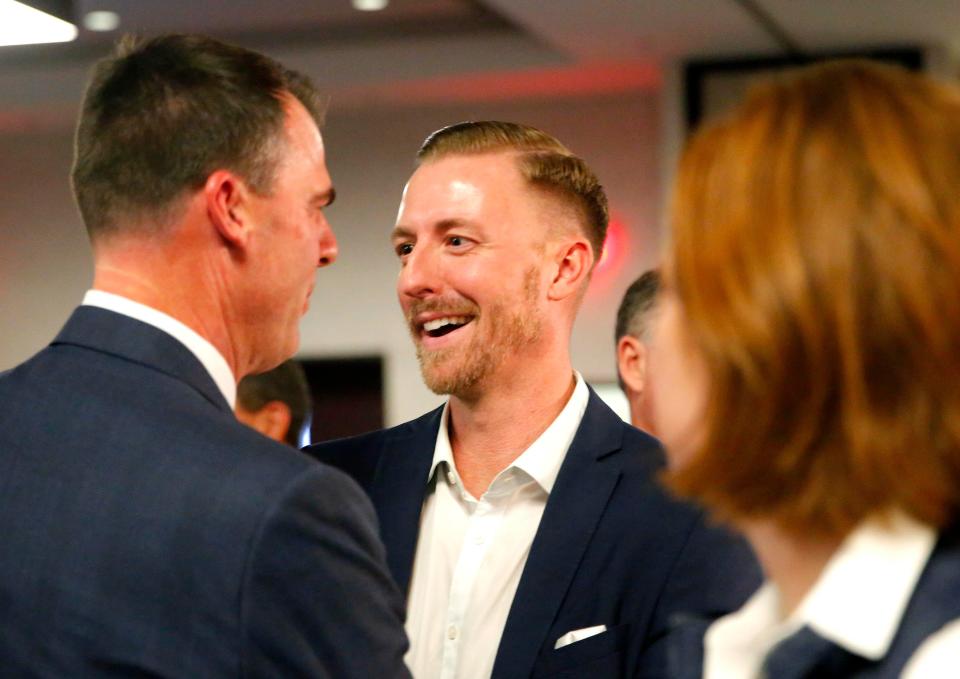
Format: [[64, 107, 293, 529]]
[[665, 59, 960, 539]]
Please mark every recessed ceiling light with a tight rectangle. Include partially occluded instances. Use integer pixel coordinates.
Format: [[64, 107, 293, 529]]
[[83, 10, 119, 32], [352, 0, 389, 11], [0, 0, 77, 47]]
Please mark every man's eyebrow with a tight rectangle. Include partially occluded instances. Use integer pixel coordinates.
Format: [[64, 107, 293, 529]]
[[391, 225, 414, 242], [435, 218, 469, 232], [391, 219, 470, 242]]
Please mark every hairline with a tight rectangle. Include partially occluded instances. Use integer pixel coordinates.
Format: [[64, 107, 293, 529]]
[[416, 148, 595, 251]]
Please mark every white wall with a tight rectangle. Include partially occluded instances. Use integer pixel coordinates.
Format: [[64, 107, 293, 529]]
[[0, 90, 662, 426], [0, 130, 93, 367]]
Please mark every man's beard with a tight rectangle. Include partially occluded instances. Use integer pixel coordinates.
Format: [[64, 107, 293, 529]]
[[412, 267, 542, 398]]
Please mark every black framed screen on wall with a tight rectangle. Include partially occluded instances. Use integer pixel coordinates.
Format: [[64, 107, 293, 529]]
[[684, 47, 925, 132], [300, 356, 384, 444]]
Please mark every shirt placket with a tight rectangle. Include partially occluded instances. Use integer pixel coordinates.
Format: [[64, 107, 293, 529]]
[[439, 477, 509, 679]]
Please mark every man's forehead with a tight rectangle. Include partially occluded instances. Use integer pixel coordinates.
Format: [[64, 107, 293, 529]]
[[281, 94, 324, 148], [396, 153, 560, 247], [404, 152, 526, 204], [275, 94, 332, 192]]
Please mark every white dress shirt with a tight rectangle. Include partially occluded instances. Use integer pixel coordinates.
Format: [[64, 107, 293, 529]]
[[82, 290, 237, 409], [404, 373, 589, 679], [704, 511, 960, 679]]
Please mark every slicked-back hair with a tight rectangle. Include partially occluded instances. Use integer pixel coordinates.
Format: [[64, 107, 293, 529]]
[[666, 59, 960, 538], [71, 33, 326, 238], [417, 121, 609, 260], [616, 269, 660, 342], [237, 360, 312, 447]]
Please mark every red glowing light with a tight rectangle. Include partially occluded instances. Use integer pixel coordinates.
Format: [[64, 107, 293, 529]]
[[597, 216, 628, 275]]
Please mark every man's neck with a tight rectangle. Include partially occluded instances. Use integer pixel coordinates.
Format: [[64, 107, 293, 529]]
[[92, 248, 241, 379], [447, 358, 577, 498]]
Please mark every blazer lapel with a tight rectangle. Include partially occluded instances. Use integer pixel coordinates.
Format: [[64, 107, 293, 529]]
[[369, 407, 441, 595], [52, 306, 231, 414], [492, 390, 625, 679]]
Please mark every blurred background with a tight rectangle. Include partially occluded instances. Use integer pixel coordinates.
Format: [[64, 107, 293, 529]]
[[2, 0, 959, 440]]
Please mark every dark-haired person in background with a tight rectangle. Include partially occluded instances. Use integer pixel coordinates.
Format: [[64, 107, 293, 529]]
[[0, 34, 409, 677], [615, 269, 660, 435], [308, 121, 759, 679], [236, 359, 312, 447], [655, 60, 960, 678]]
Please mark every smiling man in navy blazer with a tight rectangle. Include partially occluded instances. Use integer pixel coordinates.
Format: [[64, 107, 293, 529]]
[[306, 121, 760, 678], [0, 35, 409, 677]]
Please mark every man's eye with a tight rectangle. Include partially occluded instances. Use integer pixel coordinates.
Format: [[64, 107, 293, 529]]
[[396, 243, 414, 257], [449, 236, 467, 247]]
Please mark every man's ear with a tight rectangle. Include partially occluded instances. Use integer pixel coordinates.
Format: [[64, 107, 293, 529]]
[[236, 401, 293, 445], [547, 238, 593, 301], [204, 170, 254, 249], [617, 335, 647, 395]]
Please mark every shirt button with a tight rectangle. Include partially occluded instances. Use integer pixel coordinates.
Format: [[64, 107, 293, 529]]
[[474, 534, 485, 545], [447, 472, 456, 485], [447, 625, 458, 640]]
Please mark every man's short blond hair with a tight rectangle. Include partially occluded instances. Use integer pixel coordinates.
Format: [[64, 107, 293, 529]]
[[417, 121, 609, 260]]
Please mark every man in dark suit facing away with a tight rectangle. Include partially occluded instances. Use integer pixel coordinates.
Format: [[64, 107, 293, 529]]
[[0, 35, 410, 678], [306, 121, 760, 679]]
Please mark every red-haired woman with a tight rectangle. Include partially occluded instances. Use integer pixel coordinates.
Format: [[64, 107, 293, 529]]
[[653, 60, 960, 678]]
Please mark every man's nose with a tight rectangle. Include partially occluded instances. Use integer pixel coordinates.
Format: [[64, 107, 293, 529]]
[[397, 245, 440, 299], [318, 221, 338, 268]]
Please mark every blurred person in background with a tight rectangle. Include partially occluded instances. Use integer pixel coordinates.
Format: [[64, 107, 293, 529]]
[[309, 121, 759, 679], [654, 60, 960, 679], [236, 359, 312, 447], [614, 269, 660, 434], [0, 34, 409, 677]]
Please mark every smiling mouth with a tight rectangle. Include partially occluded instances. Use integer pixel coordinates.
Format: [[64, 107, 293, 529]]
[[421, 315, 474, 338]]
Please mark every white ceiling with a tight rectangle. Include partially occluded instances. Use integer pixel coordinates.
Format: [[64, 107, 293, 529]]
[[1, 0, 959, 130]]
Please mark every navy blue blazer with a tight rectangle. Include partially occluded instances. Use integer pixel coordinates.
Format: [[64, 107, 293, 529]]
[[0, 307, 410, 678], [307, 390, 761, 678]]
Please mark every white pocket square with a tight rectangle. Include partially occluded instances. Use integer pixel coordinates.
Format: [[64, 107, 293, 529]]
[[554, 624, 607, 650]]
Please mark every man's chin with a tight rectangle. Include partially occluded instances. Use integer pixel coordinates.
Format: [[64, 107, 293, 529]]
[[418, 354, 461, 395], [418, 358, 489, 399], [419, 365, 456, 396]]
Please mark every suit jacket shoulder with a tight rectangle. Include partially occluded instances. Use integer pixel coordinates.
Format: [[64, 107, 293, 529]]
[[306, 405, 442, 491], [0, 307, 410, 678]]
